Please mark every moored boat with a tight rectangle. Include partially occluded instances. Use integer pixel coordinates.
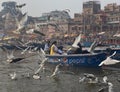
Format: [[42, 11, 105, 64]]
[[46, 52, 107, 67]]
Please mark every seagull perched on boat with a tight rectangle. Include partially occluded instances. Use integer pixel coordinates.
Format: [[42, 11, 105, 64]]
[[99, 51, 120, 66]]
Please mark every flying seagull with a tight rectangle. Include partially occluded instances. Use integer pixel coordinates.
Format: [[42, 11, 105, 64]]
[[33, 74, 41, 80], [16, 3, 26, 8], [26, 29, 45, 36], [4, 48, 25, 63], [13, 12, 28, 34], [72, 34, 82, 48], [9, 72, 17, 80], [98, 76, 113, 92], [50, 64, 61, 77], [79, 73, 98, 84], [34, 58, 48, 74], [88, 40, 97, 53]]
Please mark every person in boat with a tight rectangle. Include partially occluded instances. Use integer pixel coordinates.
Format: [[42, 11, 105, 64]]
[[44, 40, 50, 54], [50, 41, 61, 55], [74, 43, 82, 54]]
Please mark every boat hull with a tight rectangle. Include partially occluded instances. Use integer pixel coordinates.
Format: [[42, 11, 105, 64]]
[[94, 47, 120, 60], [46, 53, 107, 67]]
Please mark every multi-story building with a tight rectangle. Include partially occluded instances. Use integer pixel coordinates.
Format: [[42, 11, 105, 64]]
[[1, 1, 120, 44], [69, 1, 120, 44], [35, 10, 71, 43], [83, 1, 101, 14]]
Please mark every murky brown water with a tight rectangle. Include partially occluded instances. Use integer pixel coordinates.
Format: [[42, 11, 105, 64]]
[[0, 49, 120, 92]]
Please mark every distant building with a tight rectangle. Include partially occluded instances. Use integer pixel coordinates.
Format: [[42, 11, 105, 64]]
[[69, 1, 120, 44], [83, 1, 101, 14], [35, 10, 71, 40]]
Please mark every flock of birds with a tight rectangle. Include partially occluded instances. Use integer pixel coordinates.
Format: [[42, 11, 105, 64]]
[[79, 73, 114, 92], [0, 36, 120, 92], [0, 3, 119, 92], [73, 33, 120, 66], [6, 48, 61, 80]]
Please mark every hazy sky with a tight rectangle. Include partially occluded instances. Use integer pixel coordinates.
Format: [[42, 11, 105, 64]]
[[0, 0, 120, 18]]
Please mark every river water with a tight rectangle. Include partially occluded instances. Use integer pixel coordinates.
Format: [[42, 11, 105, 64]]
[[0, 49, 120, 92]]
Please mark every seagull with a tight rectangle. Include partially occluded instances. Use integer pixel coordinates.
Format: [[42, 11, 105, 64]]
[[5, 48, 25, 63], [34, 58, 48, 74], [3, 48, 24, 63], [26, 29, 34, 34], [21, 46, 30, 55], [88, 40, 97, 53], [2, 47, 17, 63], [8, 57, 25, 63], [79, 77, 86, 83], [108, 82, 113, 92], [16, 3, 26, 8], [37, 48, 46, 60], [98, 32, 105, 35], [13, 12, 28, 34], [79, 73, 99, 84], [113, 33, 120, 37], [98, 76, 113, 92], [72, 34, 82, 48], [102, 76, 108, 83], [26, 29, 45, 36], [6, 49, 15, 62], [9, 72, 17, 80], [99, 51, 120, 66], [50, 64, 61, 77], [33, 74, 41, 80]]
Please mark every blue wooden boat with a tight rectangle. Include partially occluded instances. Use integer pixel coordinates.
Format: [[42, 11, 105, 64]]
[[46, 52, 107, 67]]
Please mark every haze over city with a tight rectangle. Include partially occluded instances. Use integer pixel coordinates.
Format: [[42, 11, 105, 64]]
[[0, 0, 120, 17]]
